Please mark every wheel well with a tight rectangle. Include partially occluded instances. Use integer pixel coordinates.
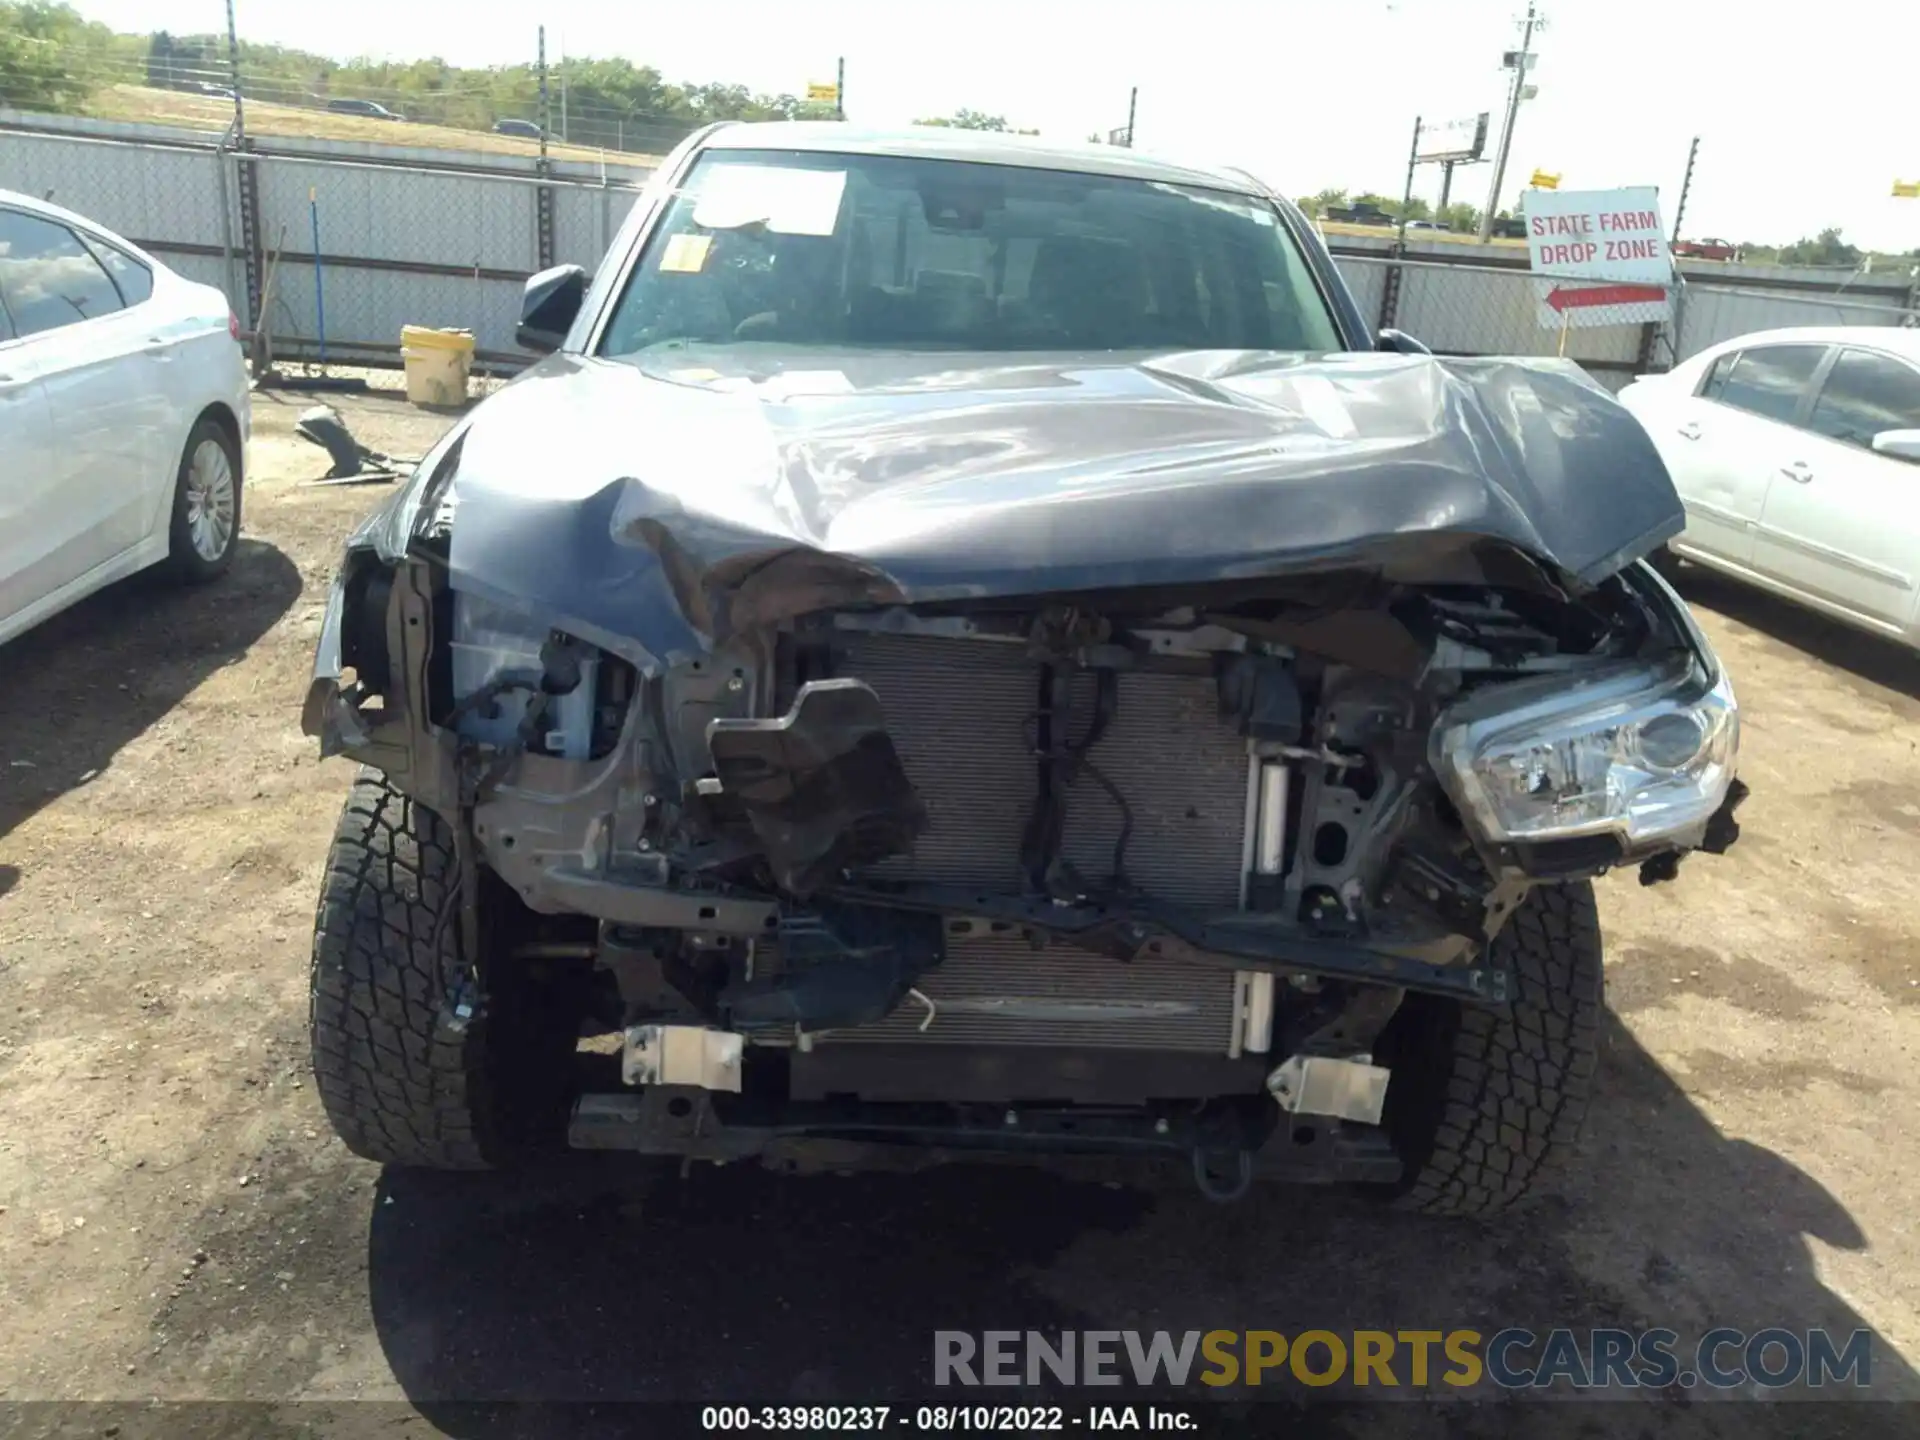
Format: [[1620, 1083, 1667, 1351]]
[[195, 402, 243, 483]]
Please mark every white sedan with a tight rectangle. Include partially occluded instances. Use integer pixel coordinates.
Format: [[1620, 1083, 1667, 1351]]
[[0, 189, 250, 647], [1619, 326, 1920, 649]]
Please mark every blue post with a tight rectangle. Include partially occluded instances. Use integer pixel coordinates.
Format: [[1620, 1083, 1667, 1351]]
[[309, 186, 327, 369]]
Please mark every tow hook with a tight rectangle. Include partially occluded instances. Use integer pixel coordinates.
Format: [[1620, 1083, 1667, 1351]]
[[1191, 1146, 1254, 1203]]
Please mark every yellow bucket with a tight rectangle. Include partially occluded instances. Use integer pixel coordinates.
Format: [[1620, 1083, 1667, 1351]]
[[400, 325, 475, 408]]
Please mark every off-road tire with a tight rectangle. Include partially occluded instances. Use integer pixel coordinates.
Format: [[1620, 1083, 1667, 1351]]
[[1375, 881, 1603, 1217], [309, 772, 574, 1169]]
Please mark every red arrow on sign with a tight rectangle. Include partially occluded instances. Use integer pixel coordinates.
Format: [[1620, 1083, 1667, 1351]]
[[1544, 283, 1668, 311]]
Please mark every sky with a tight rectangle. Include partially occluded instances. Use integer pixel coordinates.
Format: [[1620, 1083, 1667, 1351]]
[[68, 0, 1920, 252]]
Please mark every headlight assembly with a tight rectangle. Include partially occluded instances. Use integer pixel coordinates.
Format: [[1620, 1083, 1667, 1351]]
[[1431, 655, 1739, 847]]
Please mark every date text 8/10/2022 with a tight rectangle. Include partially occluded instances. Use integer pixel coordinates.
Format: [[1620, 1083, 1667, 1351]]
[[700, 1405, 1196, 1431]]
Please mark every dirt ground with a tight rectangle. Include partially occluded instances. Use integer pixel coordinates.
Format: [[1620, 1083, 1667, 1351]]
[[2, 385, 1918, 1438]]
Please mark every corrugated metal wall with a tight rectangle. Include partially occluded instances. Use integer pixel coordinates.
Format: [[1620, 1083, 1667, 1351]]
[[3, 113, 1912, 378]]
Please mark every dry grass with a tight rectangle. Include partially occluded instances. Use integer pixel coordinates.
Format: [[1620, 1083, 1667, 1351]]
[[84, 83, 659, 168]]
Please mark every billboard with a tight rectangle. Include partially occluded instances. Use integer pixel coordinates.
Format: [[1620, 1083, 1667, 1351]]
[[1417, 114, 1489, 164]]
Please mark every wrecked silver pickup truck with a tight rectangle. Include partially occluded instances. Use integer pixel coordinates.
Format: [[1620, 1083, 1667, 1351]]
[[302, 123, 1745, 1212]]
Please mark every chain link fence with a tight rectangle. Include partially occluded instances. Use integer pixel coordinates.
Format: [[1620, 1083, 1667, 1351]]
[[1335, 246, 1919, 392], [1336, 253, 1646, 386], [6, 112, 1915, 387], [0, 111, 653, 373]]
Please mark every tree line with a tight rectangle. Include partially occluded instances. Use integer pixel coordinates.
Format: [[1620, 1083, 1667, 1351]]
[[0, 1, 841, 152]]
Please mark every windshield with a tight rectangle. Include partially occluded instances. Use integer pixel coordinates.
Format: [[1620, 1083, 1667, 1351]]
[[599, 148, 1344, 358]]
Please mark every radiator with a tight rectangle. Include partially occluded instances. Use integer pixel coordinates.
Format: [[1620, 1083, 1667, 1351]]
[[818, 632, 1250, 1055]]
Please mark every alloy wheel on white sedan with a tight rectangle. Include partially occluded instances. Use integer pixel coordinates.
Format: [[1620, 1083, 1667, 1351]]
[[184, 436, 237, 563]]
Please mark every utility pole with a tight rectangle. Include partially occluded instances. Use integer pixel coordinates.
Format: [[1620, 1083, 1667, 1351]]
[[558, 29, 568, 142], [1671, 135, 1700, 243], [1125, 86, 1137, 147], [537, 26, 549, 161], [1394, 116, 1422, 253], [1477, 0, 1541, 243], [836, 56, 845, 120]]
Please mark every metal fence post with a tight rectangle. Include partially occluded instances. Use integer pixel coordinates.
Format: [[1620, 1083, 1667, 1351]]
[[1379, 116, 1421, 332], [220, 0, 263, 329], [536, 26, 556, 270], [1634, 321, 1659, 375], [234, 144, 264, 329]]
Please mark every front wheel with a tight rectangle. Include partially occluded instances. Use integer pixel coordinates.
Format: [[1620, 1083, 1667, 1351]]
[[308, 773, 578, 1169], [1372, 882, 1603, 1217], [167, 415, 241, 583]]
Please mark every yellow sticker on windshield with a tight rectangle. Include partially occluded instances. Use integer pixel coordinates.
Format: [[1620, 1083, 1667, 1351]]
[[659, 233, 713, 274]]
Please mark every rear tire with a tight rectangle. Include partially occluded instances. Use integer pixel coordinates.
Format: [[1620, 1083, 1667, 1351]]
[[167, 415, 241, 584], [308, 772, 576, 1169], [1374, 882, 1603, 1217]]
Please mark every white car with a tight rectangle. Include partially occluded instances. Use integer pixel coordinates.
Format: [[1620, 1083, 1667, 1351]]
[[1619, 326, 1920, 648], [0, 189, 250, 647]]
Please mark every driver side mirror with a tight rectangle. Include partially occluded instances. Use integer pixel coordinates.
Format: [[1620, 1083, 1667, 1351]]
[[1870, 429, 1920, 463], [1377, 328, 1431, 356], [516, 264, 589, 354]]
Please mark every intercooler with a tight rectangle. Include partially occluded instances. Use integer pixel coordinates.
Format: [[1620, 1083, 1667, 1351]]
[[815, 632, 1254, 1057]]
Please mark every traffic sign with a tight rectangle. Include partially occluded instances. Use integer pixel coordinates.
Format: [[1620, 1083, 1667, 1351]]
[[1529, 169, 1561, 190], [1524, 185, 1672, 329], [807, 82, 840, 103]]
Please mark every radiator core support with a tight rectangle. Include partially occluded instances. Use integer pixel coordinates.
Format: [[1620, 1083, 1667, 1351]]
[[813, 632, 1255, 1061]]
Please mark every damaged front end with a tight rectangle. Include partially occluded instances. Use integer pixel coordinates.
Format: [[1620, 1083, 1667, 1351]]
[[303, 352, 1746, 1195]]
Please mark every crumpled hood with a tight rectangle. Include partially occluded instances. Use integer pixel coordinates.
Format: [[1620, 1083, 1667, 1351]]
[[403, 348, 1682, 670]]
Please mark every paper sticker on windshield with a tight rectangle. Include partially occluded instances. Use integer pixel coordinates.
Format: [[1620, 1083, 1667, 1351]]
[[691, 164, 847, 236], [659, 233, 714, 273]]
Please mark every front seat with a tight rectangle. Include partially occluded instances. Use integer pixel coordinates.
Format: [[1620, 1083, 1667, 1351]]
[[1025, 236, 1148, 349]]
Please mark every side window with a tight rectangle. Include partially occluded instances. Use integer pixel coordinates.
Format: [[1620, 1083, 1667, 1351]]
[[1709, 343, 1828, 425], [0, 209, 126, 337], [1806, 348, 1920, 449], [78, 233, 154, 307], [1698, 351, 1737, 399]]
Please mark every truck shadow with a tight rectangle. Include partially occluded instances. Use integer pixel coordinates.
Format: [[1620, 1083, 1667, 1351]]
[[0, 539, 302, 844], [365, 1012, 1911, 1438]]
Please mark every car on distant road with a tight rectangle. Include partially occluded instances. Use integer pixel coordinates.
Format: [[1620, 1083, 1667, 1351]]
[[1619, 326, 1920, 648], [326, 98, 407, 121], [0, 190, 249, 647], [493, 118, 544, 140], [1324, 201, 1393, 226], [1672, 238, 1740, 262]]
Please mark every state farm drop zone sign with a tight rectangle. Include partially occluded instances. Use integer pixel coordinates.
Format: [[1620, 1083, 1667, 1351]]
[[1522, 185, 1674, 330]]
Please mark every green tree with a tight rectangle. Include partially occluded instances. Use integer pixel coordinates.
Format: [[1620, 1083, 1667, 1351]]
[[1778, 227, 1860, 269], [915, 109, 1036, 134], [0, 2, 99, 113], [1437, 201, 1480, 232]]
